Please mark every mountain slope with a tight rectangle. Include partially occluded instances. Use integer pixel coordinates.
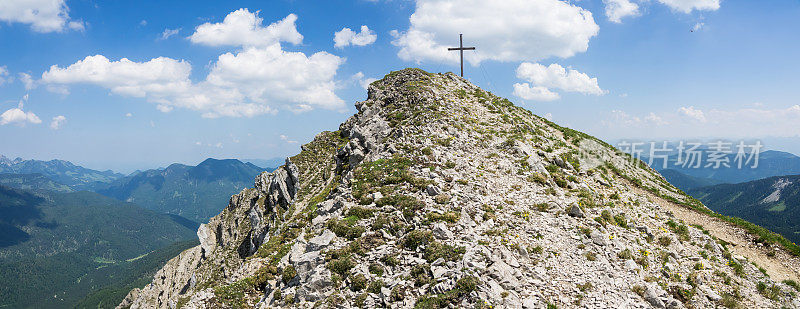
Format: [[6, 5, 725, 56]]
[[122, 69, 800, 309], [0, 155, 123, 191], [660, 169, 725, 191], [0, 185, 197, 308], [651, 150, 800, 184], [99, 158, 264, 222], [689, 175, 800, 244], [0, 173, 74, 193]]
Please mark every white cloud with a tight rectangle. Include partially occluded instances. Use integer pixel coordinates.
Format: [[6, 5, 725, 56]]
[[189, 9, 302, 48], [645, 112, 669, 125], [604, 0, 639, 23], [280, 134, 298, 144], [607, 110, 642, 127], [391, 0, 599, 64], [678, 106, 707, 122], [0, 0, 84, 33], [351, 72, 378, 90], [46, 84, 69, 95], [49, 115, 65, 129], [334, 25, 377, 48], [0, 96, 41, 126], [41, 55, 193, 98], [657, 0, 720, 13], [160, 28, 181, 40], [512, 83, 559, 102], [513, 62, 605, 101], [603, 111, 667, 127], [204, 44, 344, 114], [0, 66, 9, 86], [605, 105, 800, 138], [41, 45, 345, 117], [18, 72, 35, 89]]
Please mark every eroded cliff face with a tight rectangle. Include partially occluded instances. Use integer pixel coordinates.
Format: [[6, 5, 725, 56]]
[[120, 69, 800, 309]]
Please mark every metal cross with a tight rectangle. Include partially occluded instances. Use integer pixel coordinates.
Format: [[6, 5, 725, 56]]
[[447, 34, 475, 77]]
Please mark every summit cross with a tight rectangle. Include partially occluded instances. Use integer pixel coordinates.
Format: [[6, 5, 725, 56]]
[[447, 34, 475, 77]]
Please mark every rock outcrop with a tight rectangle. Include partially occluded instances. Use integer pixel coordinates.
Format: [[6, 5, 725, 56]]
[[119, 68, 800, 309]]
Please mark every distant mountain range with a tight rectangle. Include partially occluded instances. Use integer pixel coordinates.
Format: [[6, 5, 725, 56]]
[[0, 184, 198, 308], [644, 150, 800, 245], [0, 155, 124, 191], [97, 158, 267, 222], [0, 173, 74, 193], [0, 155, 280, 223], [689, 175, 800, 244], [0, 155, 282, 308], [648, 150, 800, 184]]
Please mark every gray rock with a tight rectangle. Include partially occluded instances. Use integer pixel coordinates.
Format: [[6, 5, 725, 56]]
[[644, 285, 666, 308], [699, 285, 721, 302], [591, 231, 609, 246], [488, 260, 519, 289], [568, 204, 585, 218], [426, 184, 442, 196], [306, 230, 335, 252], [522, 297, 537, 309], [294, 251, 322, 280], [554, 157, 568, 169], [432, 222, 453, 240], [624, 259, 638, 271]]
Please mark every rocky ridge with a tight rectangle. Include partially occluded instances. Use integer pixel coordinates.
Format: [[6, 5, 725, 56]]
[[120, 68, 800, 308]]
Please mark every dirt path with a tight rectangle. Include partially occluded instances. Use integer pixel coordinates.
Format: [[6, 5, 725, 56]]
[[636, 186, 800, 283]]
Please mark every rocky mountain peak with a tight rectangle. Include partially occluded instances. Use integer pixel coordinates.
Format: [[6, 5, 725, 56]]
[[120, 68, 800, 309]]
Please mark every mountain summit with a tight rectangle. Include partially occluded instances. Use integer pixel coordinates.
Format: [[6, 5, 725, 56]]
[[120, 69, 800, 308], [99, 158, 264, 222]]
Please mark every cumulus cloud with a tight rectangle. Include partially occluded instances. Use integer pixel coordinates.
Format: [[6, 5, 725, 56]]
[[204, 44, 344, 114], [0, 96, 41, 126], [657, 0, 720, 13], [41, 45, 345, 117], [334, 25, 377, 48], [512, 84, 559, 102], [0, 0, 84, 33], [351, 72, 378, 90], [50, 115, 66, 129], [513, 62, 605, 101], [678, 106, 707, 122], [160, 28, 181, 40], [391, 0, 599, 65], [189, 9, 302, 47], [604, 0, 639, 23], [42, 55, 193, 98]]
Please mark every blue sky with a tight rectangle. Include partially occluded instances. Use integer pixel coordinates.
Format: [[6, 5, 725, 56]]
[[1, 0, 799, 173]]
